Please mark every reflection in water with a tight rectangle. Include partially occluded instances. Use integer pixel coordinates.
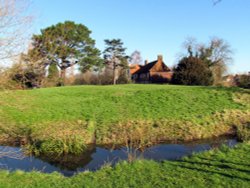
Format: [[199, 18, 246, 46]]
[[0, 137, 238, 177], [39, 147, 96, 171]]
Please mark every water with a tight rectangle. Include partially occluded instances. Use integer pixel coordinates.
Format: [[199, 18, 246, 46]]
[[0, 137, 238, 177]]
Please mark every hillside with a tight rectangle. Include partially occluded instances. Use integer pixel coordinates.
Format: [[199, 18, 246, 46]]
[[0, 85, 249, 154]]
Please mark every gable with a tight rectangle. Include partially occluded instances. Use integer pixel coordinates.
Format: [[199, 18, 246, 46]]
[[129, 64, 141, 74], [132, 61, 157, 74], [150, 60, 170, 72], [132, 55, 171, 75]]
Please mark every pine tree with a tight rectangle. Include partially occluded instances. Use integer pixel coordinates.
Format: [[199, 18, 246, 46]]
[[27, 21, 102, 84], [103, 39, 128, 85]]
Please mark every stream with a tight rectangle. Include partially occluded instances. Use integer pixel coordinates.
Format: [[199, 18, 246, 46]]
[[0, 136, 238, 177]]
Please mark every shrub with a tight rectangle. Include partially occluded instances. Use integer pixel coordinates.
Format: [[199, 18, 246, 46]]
[[237, 122, 250, 141], [236, 74, 250, 89], [172, 56, 213, 86], [42, 63, 61, 87]]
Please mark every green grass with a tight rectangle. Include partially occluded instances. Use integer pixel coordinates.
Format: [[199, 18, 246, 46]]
[[0, 143, 249, 188], [0, 84, 249, 154], [0, 85, 245, 124]]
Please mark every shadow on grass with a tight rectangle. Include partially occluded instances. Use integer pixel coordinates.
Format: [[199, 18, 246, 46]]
[[179, 159, 250, 174], [196, 156, 250, 168], [170, 161, 250, 181]]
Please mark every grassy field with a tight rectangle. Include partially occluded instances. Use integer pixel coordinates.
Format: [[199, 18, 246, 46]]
[[0, 84, 249, 154], [0, 143, 249, 188]]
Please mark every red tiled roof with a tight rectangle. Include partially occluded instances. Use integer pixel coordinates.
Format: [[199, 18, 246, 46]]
[[133, 60, 170, 74]]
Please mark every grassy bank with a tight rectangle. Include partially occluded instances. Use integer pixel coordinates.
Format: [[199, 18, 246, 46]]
[[0, 85, 249, 154], [0, 143, 249, 188]]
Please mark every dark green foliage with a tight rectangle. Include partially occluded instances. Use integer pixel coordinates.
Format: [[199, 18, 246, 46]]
[[172, 56, 213, 85], [183, 37, 232, 85], [236, 74, 250, 89], [103, 39, 129, 84], [45, 63, 61, 87], [103, 39, 127, 60], [47, 63, 59, 79], [116, 69, 130, 84], [28, 21, 102, 81], [116, 58, 130, 84]]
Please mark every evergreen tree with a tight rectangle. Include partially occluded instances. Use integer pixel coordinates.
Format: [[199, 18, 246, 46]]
[[172, 56, 213, 86], [103, 39, 128, 85], [27, 21, 102, 84], [47, 63, 59, 79]]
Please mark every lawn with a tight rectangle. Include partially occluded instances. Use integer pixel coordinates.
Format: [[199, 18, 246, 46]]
[[0, 143, 249, 188], [0, 85, 245, 124], [0, 84, 249, 154]]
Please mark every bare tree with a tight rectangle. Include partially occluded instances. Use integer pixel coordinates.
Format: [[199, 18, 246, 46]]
[[0, 0, 33, 63], [199, 37, 233, 85], [0, 1, 34, 158], [129, 50, 143, 65], [213, 0, 222, 6], [181, 37, 233, 85]]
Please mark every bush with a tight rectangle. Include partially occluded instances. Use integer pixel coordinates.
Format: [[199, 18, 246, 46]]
[[237, 122, 250, 141], [117, 69, 130, 84], [73, 69, 130, 86], [42, 63, 61, 87], [13, 71, 41, 88], [236, 74, 250, 89], [0, 68, 20, 90], [74, 72, 100, 85], [172, 56, 213, 86]]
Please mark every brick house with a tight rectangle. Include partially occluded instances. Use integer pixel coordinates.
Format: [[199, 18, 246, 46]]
[[130, 55, 173, 83]]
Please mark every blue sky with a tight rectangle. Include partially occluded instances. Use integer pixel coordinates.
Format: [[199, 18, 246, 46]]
[[32, 0, 250, 74]]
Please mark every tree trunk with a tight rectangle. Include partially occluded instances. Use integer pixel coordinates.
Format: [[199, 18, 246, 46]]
[[113, 67, 116, 85], [60, 68, 66, 85]]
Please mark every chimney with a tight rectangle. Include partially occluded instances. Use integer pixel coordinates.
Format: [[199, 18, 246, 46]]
[[144, 60, 148, 65], [157, 55, 163, 62]]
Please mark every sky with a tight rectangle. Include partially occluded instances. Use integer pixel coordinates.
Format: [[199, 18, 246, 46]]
[[31, 0, 250, 74]]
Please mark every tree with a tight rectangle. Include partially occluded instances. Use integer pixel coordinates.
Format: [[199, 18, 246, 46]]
[[45, 62, 60, 86], [198, 38, 232, 85], [27, 21, 101, 83], [117, 58, 130, 84], [129, 50, 143, 65], [183, 37, 232, 85], [47, 63, 59, 79], [0, 0, 33, 62], [235, 73, 250, 89], [213, 0, 222, 6], [172, 55, 213, 86], [103, 39, 128, 85]]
